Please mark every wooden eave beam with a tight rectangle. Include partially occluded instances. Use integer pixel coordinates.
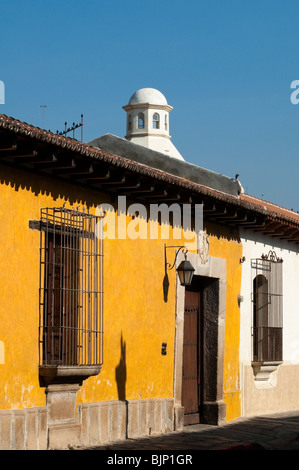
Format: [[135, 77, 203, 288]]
[[75, 167, 111, 181], [35, 158, 76, 171], [113, 182, 141, 190], [2, 147, 39, 159], [279, 227, 299, 239], [287, 230, 299, 242], [206, 208, 227, 218], [202, 202, 216, 213], [145, 189, 168, 199], [216, 209, 238, 220], [252, 219, 275, 231], [52, 163, 94, 176], [0, 137, 39, 158], [99, 175, 126, 185], [128, 185, 155, 194], [212, 208, 251, 223], [231, 213, 251, 224], [15, 152, 58, 165], [12, 149, 39, 158], [159, 193, 181, 202], [238, 216, 266, 228], [0, 142, 17, 151], [270, 225, 295, 238], [263, 222, 282, 234]]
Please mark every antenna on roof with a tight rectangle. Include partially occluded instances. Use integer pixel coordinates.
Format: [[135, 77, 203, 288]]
[[56, 114, 84, 141], [40, 105, 47, 129]]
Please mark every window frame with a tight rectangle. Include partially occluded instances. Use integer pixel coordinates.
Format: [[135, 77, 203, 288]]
[[36, 206, 104, 382], [251, 251, 283, 364], [153, 112, 160, 129]]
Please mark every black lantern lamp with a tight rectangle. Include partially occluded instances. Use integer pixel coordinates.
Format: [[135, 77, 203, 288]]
[[164, 244, 195, 286], [176, 257, 195, 286]]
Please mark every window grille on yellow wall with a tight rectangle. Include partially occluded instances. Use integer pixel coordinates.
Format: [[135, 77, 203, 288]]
[[38, 206, 104, 368]]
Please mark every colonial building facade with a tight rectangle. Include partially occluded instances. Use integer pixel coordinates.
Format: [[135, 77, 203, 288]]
[[239, 194, 299, 417], [0, 88, 298, 449]]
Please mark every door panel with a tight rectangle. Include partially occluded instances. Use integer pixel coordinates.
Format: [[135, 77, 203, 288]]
[[182, 289, 201, 425]]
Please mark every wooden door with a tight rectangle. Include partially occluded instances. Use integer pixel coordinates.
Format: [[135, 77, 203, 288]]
[[182, 289, 201, 425], [44, 234, 79, 365]]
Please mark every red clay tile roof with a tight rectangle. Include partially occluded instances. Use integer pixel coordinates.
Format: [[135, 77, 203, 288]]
[[0, 113, 299, 229], [0, 113, 242, 201], [240, 193, 299, 227]]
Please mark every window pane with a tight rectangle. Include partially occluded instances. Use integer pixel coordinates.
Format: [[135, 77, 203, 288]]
[[138, 113, 144, 129], [153, 113, 160, 129]]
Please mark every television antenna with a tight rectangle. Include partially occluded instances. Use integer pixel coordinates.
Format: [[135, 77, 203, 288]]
[[57, 114, 84, 142], [40, 105, 47, 129]]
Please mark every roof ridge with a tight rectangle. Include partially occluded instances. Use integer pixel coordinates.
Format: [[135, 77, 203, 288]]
[[242, 193, 299, 216]]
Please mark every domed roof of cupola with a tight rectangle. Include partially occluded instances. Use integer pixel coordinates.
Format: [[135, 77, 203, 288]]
[[123, 87, 184, 160], [128, 88, 168, 106]]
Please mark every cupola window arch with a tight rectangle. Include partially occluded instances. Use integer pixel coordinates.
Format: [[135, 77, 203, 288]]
[[153, 113, 160, 129], [138, 113, 144, 129]]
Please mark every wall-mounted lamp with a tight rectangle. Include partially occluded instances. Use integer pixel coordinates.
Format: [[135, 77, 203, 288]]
[[164, 244, 195, 286]]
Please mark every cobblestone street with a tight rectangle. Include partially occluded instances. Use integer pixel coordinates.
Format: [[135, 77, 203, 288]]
[[79, 411, 299, 451]]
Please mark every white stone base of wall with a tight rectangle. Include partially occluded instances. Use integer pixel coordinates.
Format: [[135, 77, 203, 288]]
[[0, 407, 48, 450], [0, 397, 175, 450], [241, 363, 299, 417], [78, 398, 175, 449]]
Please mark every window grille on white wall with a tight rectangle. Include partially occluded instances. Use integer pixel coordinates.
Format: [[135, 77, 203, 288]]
[[251, 250, 283, 362]]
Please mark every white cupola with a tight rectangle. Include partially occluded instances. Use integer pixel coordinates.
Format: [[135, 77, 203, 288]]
[[123, 88, 184, 160]]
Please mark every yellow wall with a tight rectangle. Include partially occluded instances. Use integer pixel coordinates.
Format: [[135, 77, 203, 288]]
[[77, 237, 176, 404], [0, 166, 177, 409], [207, 222, 242, 421], [0, 164, 242, 422]]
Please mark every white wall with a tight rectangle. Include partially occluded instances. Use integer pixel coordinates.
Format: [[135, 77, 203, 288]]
[[239, 228, 299, 416], [240, 228, 299, 364]]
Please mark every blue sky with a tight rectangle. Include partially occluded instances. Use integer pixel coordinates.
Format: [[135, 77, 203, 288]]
[[1, 0, 299, 210]]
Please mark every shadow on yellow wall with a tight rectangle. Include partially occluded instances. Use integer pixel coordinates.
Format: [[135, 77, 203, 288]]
[[115, 332, 127, 401]]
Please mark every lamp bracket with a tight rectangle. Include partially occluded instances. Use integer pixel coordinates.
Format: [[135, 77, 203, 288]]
[[164, 244, 188, 272]]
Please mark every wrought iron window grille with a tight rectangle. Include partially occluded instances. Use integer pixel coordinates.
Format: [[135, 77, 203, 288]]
[[251, 250, 283, 363], [261, 249, 283, 263], [38, 206, 105, 370]]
